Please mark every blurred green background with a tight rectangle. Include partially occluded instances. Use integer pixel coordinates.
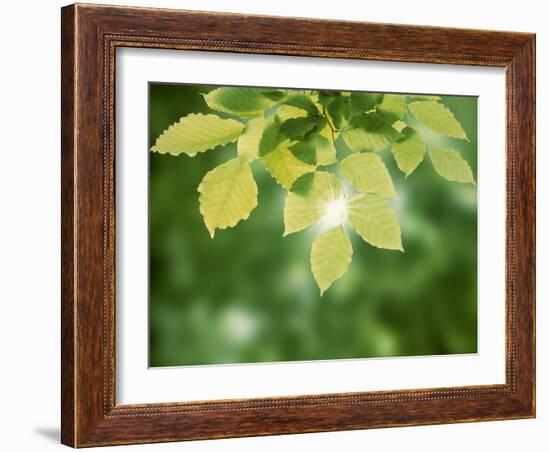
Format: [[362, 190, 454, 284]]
[[148, 83, 478, 367]]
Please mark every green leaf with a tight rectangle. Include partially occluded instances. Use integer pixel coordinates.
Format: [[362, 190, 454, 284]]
[[261, 90, 287, 102], [408, 101, 468, 140], [341, 153, 397, 198], [342, 112, 402, 152], [376, 94, 407, 122], [257, 118, 281, 156], [320, 94, 350, 129], [308, 116, 328, 137], [198, 158, 258, 238], [404, 94, 442, 102], [349, 93, 383, 117], [237, 118, 277, 162], [318, 91, 339, 106], [348, 193, 403, 251], [391, 127, 426, 177], [203, 87, 275, 118], [289, 134, 336, 166], [280, 93, 319, 115], [289, 140, 316, 165], [279, 116, 321, 140], [428, 148, 475, 184], [262, 140, 316, 189], [310, 226, 353, 295], [151, 113, 244, 157], [283, 172, 342, 236]]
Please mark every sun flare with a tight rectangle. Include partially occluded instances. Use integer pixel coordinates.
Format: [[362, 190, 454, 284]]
[[322, 196, 348, 229]]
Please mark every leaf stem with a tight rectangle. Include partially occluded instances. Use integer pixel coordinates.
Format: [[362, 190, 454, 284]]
[[321, 106, 338, 144]]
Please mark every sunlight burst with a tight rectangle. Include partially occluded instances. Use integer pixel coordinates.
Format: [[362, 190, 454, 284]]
[[321, 196, 348, 229]]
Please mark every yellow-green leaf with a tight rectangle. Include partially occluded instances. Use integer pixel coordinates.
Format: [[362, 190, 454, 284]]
[[203, 87, 275, 118], [428, 148, 475, 184], [342, 113, 402, 152], [198, 158, 258, 238], [392, 120, 407, 133], [391, 127, 426, 176], [408, 101, 468, 140], [262, 140, 315, 189], [283, 172, 342, 236], [341, 153, 397, 198], [151, 113, 244, 157], [376, 94, 407, 122], [310, 226, 353, 295], [237, 117, 271, 162], [348, 193, 403, 251], [277, 104, 309, 121]]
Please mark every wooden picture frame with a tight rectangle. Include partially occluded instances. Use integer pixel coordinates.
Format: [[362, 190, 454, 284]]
[[61, 3, 535, 447]]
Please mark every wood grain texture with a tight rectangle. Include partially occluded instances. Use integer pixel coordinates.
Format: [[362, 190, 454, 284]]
[[61, 3, 536, 447], [60, 5, 76, 446]]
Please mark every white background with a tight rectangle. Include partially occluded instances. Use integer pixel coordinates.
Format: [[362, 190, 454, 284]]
[[117, 49, 505, 404], [0, 0, 546, 451]]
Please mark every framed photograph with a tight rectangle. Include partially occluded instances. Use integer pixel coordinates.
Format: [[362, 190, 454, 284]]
[[61, 3, 536, 447]]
